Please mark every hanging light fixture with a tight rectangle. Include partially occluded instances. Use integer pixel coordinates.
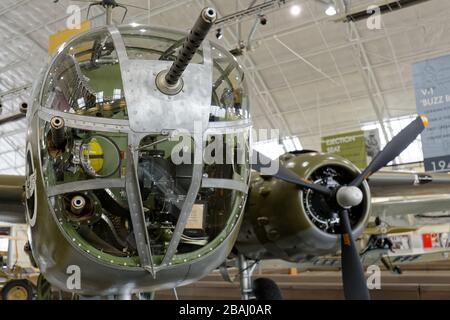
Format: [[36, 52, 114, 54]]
[[325, 5, 337, 16]]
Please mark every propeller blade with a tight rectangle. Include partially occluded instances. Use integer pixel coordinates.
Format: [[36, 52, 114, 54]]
[[338, 209, 370, 300], [351, 115, 428, 187], [252, 151, 331, 196]]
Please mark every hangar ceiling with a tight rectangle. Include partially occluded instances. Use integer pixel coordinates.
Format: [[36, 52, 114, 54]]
[[0, 0, 448, 174]]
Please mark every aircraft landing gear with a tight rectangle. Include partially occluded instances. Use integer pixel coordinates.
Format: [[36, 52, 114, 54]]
[[237, 254, 282, 300], [1, 279, 34, 300], [238, 254, 256, 300]]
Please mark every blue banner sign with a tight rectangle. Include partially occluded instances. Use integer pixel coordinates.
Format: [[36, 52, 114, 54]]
[[412, 54, 450, 172]]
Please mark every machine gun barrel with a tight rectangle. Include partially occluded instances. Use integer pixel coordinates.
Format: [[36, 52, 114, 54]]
[[50, 116, 66, 150], [156, 7, 217, 95]]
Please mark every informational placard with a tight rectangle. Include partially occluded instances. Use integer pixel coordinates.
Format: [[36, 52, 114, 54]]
[[422, 232, 450, 249], [389, 234, 412, 251], [321, 130, 367, 168], [186, 204, 205, 230], [413, 54, 450, 172], [321, 129, 381, 169]]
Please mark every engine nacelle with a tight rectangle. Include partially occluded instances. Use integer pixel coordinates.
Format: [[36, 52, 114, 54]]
[[236, 152, 371, 262]]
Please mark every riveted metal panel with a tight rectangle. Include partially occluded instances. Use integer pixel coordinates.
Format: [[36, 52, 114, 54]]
[[120, 55, 212, 134]]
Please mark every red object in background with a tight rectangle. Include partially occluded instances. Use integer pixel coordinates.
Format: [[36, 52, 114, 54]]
[[422, 233, 432, 248]]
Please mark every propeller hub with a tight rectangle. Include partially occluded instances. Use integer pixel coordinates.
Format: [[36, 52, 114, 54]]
[[336, 186, 363, 208]]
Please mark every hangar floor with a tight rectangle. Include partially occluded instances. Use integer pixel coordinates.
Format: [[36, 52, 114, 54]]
[[156, 261, 450, 300]]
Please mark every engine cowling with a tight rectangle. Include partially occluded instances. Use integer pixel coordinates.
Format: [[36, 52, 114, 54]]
[[235, 152, 371, 262]]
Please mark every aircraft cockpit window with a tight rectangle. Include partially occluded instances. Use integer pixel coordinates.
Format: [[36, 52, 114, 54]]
[[39, 119, 128, 186], [36, 24, 251, 269], [136, 134, 194, 258], [41, 29, 128, 119], [49, 187, 140, 266], [210, 44, 249, 121], [170, 132, 249, 257], [173, 188, 245, 258], [119, 26, 204, 64], [41, 115, 138, 265], [134, 131, 249, 263]]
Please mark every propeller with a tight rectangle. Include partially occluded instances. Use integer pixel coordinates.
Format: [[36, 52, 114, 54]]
[[350, 115, 428, 187], [252, 150, 332, 196], [252, 114, 429, 300], [338, 209, 370, 299]]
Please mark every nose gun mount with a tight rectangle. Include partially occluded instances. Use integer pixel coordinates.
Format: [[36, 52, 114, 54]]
[[50, 116, 66, 150], [156, 7, 217, 95]]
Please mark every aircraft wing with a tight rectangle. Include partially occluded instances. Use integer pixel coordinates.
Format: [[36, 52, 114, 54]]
[[368, 171, 450, 217], [369, 171, 450, 197], [371, 195, 450, 217], [303, 247, 450, 269], [0, 175, 26, 224]]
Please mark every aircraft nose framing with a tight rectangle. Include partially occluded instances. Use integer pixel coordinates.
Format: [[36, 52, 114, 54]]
[[26, 7, 251, 292]]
